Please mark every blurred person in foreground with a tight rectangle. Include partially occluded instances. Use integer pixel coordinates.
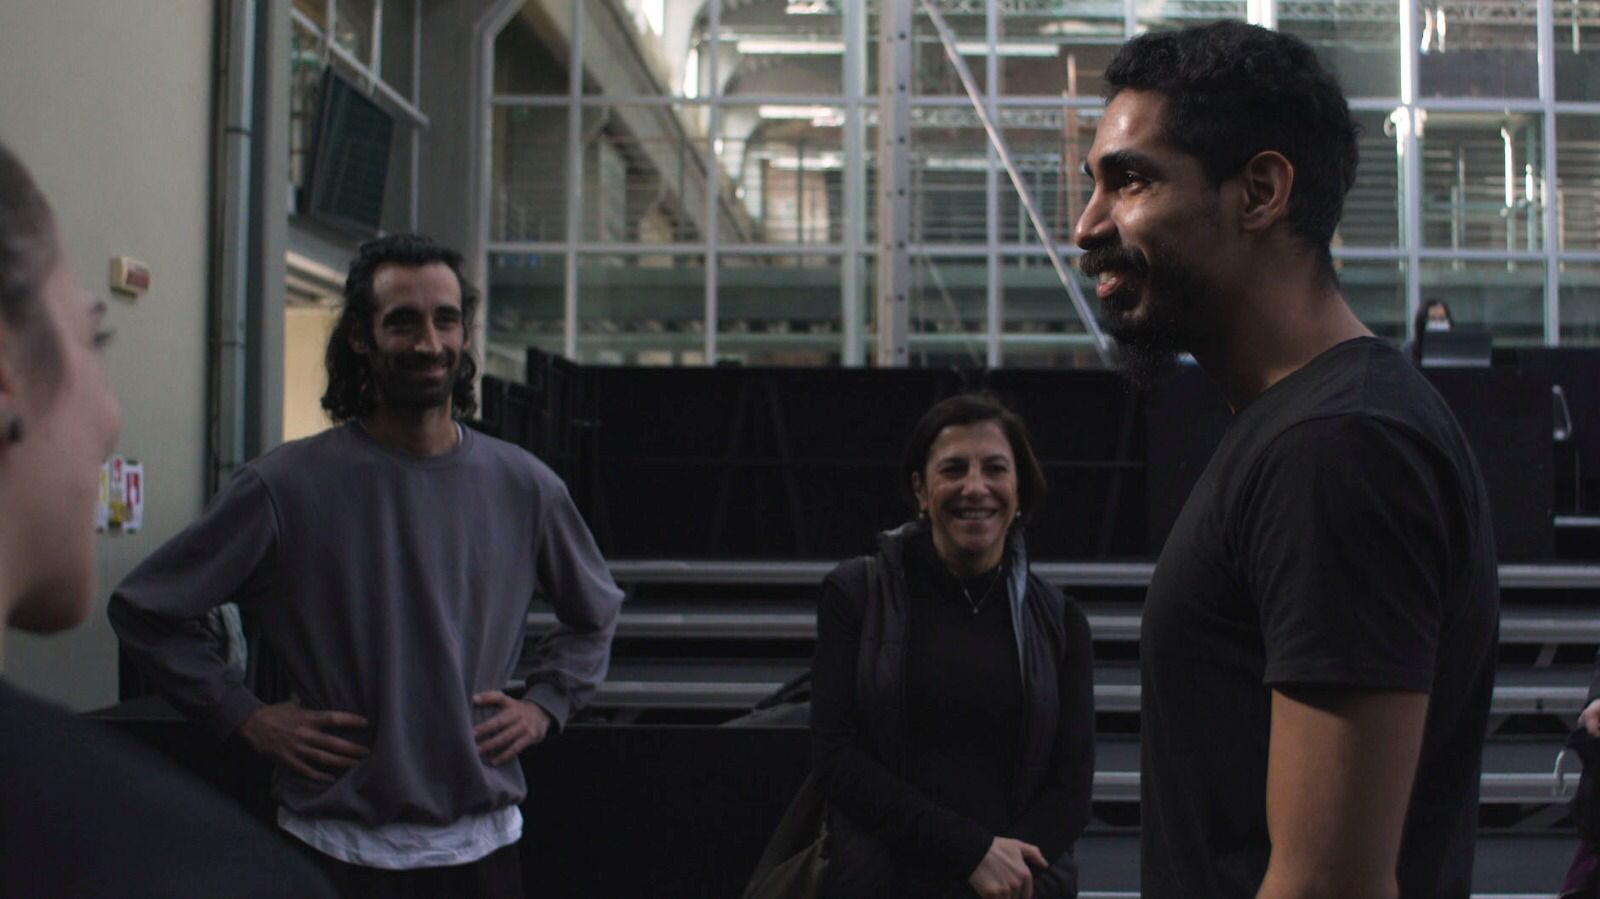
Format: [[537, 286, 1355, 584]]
[[810, 393, 1095, 899], [1074, 21, 1499, 899], [0, 137, 333, 897]]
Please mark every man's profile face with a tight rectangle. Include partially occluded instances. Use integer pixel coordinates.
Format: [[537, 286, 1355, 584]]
[[355, 262, 466, 414], [1074, 89, 1228, 384]]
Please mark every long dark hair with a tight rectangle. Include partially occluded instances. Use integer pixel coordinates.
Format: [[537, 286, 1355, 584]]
[[321, 233, 479, 422], [901, 393, 1048, 523]]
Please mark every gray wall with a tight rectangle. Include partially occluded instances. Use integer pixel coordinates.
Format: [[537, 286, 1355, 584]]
[[418, 0, 511, 261], [0, 0, 216, 709]]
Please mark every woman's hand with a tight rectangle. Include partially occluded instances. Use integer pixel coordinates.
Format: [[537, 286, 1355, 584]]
[[967, 836, 1047, 899], [1581, 698, 1600, 736]]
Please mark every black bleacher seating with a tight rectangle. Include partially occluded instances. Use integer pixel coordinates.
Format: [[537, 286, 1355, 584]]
[[494, 348, 1578, 562]]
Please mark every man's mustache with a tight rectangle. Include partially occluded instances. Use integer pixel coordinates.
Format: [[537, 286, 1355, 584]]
[[1079, 243, 1150, 279], [395, 351, 454, 371]]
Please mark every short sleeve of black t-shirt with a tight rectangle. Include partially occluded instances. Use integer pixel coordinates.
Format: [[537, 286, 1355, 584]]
[[1235, 412, 1451, 694]]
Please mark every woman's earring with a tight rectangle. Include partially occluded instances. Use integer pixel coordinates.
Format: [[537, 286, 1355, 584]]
[[0, 413, 22, 445]]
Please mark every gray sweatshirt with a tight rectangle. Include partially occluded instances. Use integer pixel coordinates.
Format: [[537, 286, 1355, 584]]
[[108, 423, 623, 827]]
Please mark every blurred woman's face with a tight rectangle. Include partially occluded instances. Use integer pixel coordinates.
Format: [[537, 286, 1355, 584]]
[[4, 240, 121, 632], [912, 420, 1018, 576]]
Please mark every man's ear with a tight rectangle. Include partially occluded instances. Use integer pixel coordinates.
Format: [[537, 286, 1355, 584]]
[[1238, 150, 1295, 234], [347, 321, 370, 355]]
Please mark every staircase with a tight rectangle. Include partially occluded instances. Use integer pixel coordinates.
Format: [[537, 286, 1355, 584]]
[[518, 558, 1600, 898]]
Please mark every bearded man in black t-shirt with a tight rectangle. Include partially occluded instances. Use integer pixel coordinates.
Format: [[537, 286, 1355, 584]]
[[1072, 22, 1499, 899]]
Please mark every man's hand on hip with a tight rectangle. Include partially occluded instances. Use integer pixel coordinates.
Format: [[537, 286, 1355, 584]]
[[473, 691, 553, 766], [237, 699, 369, 783]]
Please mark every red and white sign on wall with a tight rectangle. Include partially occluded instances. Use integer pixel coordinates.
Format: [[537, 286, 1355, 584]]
[[99, 456, 145, 534]]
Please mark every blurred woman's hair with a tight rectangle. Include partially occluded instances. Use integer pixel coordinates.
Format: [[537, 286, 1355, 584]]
[[0, 139, 61, 378]]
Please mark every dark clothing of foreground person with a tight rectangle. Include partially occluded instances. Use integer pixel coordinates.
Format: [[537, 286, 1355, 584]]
[[0, 679, 336, 898]]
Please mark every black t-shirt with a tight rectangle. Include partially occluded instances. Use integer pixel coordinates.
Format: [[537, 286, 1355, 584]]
[[903, 532, 1023, 851], [1140, 337, 1499, 899], [0, 678, 336, 898]]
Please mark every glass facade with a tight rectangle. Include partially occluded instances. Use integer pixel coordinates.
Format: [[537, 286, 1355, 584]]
[[486, 0, 1600, 370], [289, 0, 421, 233]]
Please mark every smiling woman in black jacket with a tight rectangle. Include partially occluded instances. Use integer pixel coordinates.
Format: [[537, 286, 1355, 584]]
[[810, 393, 1095, 899]]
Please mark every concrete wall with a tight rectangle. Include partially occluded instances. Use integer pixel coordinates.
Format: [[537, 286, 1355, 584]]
[[0, 0, 216, 709]]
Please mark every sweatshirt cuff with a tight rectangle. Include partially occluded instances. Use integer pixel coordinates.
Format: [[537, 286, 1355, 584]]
[[213, 686, 266, 740], [928, 816, 994, 882], [522, 682, 572, 733]]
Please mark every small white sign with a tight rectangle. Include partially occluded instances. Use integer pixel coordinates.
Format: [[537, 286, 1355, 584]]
[[98, 456, 144, 534]]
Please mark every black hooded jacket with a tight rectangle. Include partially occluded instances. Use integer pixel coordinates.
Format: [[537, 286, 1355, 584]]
[[811, 520, 1095, 898]]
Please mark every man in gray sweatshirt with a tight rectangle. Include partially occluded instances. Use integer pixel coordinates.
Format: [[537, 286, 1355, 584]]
[[109, 233, 623, 898]]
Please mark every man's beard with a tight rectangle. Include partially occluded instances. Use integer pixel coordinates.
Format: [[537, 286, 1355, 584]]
[[1081, 239, 1214, 388], [371, 350, 460, 412]]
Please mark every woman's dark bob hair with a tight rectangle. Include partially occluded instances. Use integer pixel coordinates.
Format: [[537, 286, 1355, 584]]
[[901, 393, 1048, 522]]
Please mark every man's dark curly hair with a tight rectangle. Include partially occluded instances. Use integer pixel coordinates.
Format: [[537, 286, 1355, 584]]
[[1104, 21, 1359, 274], [321, 233, 479, 422]]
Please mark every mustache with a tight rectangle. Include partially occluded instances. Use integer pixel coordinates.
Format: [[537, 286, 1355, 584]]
[[1079, 243, 1149, 279], [395, 351, 454, 370]]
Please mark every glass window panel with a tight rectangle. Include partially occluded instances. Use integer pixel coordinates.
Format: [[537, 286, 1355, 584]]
[[861, 253, 877, 360], [333, 0, 377, 66], [487, 251, 567, 380], [1419, 258, 1545, 344], [910, 108, 988, 244], [1000, 5, 1124, 98], [289, 21, 325, 191], [293, 0, 327, 32], [1137, 0, 1248, 33], [1001, 252, 1099, 354], [1334, 257, 1409, 339], [914, 11, 989, 96], [1559, 262, 1600, 345], [381, 128, 413, 233], [1554, 1, 1600, 101], [1418, 110, 1544, 250], [718, 256, 846, 365], [865, 122, 880, 246], [380, 0, 415, 99], [724, 5, 846, 97], [1280, 0, 1402, 99], [998, 107, 1100, 246], [909, 255, 989, 367], [1338, 110, 1403, 248], [1416, 0, 1538, 98], [717, 105, 846, 245], [494, 12, 567, 95], [1557, 115, 1600, 252], [576, 254, 706, 365], [490, 105, 570, 242], [577, 107, 709, 244], [866, 11, 880, 94]]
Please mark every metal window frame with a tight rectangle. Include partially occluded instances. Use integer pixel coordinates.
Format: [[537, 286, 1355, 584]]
[[479, 0, 1600, 366], [290, 4, 426, 126]]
